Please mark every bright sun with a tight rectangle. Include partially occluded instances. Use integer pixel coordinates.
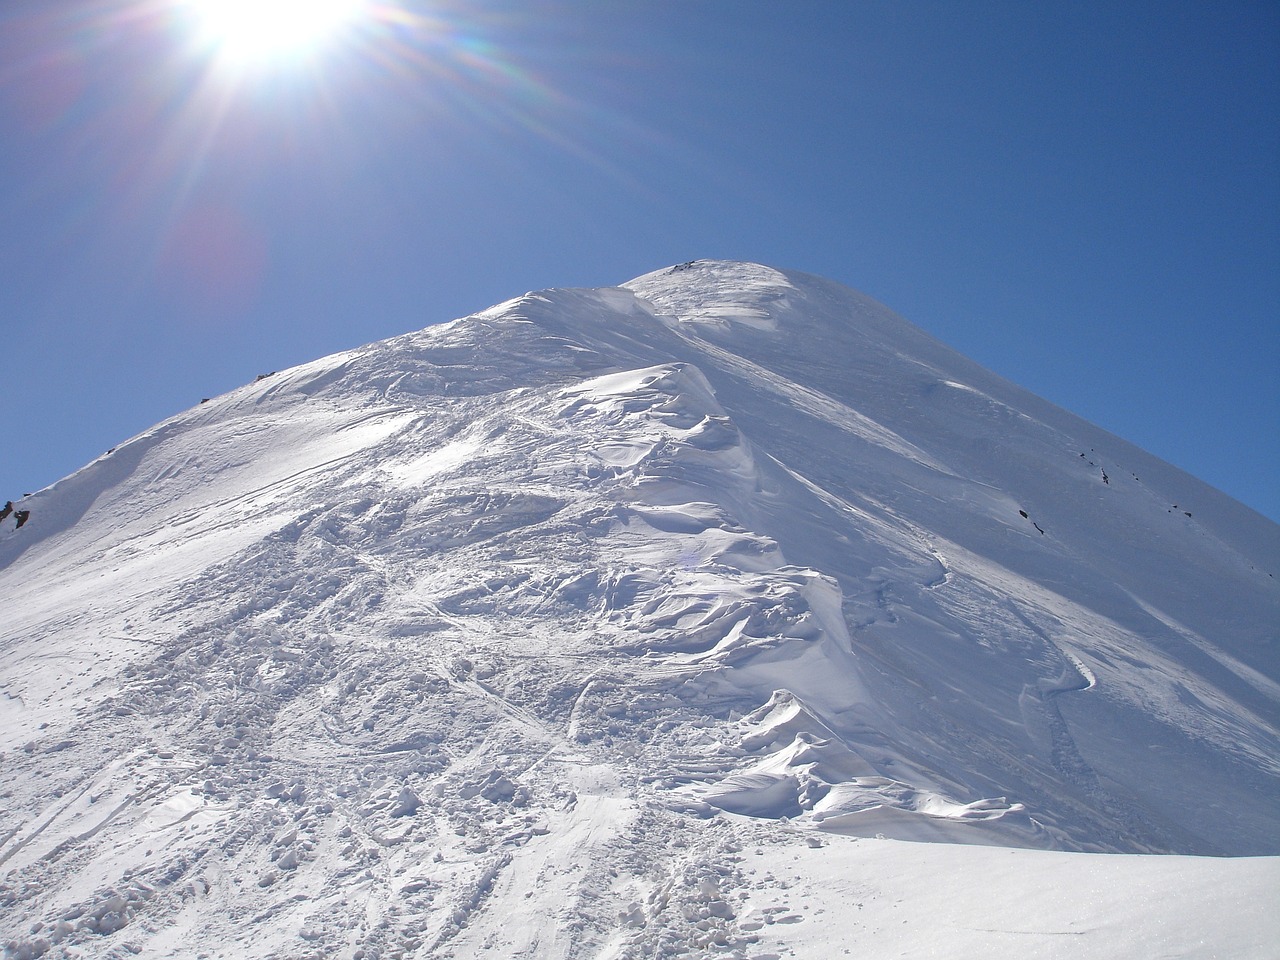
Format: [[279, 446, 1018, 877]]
[[183, 0, 364, 67]]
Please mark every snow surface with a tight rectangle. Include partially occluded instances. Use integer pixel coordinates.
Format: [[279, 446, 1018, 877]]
[[1, 260, 1277, 958]]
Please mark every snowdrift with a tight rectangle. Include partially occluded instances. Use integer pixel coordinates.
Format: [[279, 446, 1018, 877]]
[[2, 260, 1277, 958]]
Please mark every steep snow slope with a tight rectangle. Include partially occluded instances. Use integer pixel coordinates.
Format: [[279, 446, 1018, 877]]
[[1, 261, 1277, 959]]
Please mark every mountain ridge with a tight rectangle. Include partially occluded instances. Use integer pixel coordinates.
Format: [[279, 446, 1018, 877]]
[[1, 260, 1277, 958]]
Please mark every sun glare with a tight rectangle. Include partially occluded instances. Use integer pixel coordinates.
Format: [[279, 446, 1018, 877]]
[[183, 0, 364, 67]]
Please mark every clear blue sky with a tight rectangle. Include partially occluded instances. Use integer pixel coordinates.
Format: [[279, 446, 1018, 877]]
[[2, 1, 1277, 522]]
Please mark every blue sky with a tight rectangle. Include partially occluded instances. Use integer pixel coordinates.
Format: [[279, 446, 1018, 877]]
[[1, 0, 1277, 522]]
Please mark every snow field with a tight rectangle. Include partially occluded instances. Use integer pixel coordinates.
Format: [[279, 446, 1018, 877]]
[[2, 260, 1277, 958]]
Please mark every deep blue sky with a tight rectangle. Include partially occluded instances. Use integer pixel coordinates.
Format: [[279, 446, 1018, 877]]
[[2, 1, 1277, 522]]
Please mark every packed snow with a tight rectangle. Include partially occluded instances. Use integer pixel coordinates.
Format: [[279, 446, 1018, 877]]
[[1, 260, 1277, 958]]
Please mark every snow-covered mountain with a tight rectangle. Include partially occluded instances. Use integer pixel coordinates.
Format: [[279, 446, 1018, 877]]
[[2, 260, 1277, 959]]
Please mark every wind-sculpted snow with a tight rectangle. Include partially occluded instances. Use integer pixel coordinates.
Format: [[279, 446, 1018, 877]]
[[1, 261, 1277, 958]]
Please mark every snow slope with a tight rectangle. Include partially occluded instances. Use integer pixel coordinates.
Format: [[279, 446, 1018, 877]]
[[1, 260, 1277, 958]]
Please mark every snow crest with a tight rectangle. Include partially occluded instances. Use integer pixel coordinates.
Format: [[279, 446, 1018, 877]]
[[2, 261, 1278, 959]]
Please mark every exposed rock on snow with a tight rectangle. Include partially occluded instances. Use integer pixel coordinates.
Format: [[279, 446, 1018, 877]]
[[1, 261, 1277, 958]]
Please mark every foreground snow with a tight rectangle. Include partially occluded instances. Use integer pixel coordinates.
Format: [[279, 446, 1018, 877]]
[[1, 261, 1276, 958]]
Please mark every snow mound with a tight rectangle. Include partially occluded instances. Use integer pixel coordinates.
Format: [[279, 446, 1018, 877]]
[[1, 260, 1277, 958]]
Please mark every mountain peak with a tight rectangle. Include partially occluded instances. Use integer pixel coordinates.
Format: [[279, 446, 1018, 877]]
[[1, 263, 1276, 957]]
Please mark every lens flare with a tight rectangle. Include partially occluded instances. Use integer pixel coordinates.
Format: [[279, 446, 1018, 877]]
[[0, 0, 664, 322]]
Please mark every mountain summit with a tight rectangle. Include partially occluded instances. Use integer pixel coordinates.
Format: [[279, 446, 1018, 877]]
[[2, 261, 1277, 958]]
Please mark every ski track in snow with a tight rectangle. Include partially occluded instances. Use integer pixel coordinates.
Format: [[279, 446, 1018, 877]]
[[1, 260, 1278, 959]]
